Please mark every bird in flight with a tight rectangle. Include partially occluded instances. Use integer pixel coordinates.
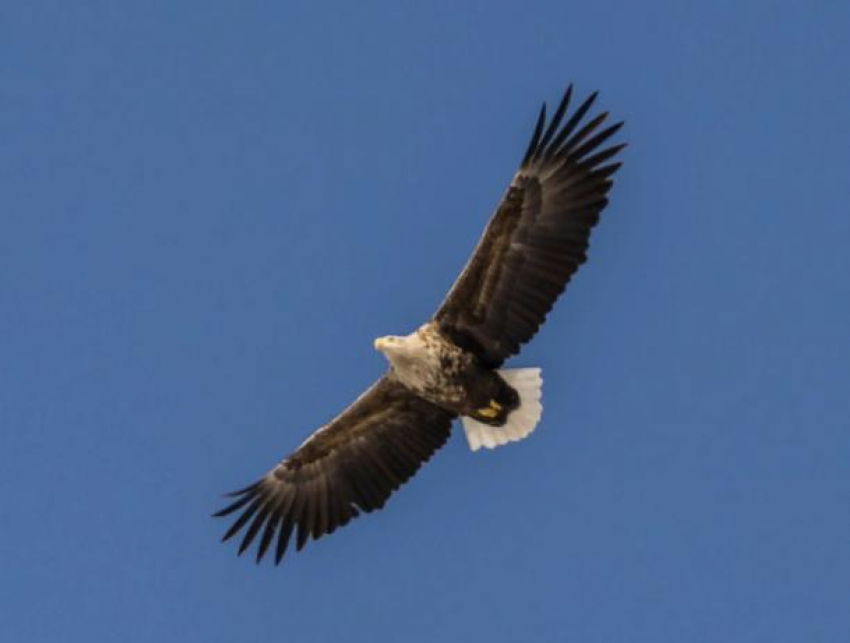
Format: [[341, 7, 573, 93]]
[[215, 84, 625, 564]]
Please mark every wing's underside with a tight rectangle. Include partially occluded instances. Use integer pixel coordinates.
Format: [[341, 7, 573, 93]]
[[215, 377, 455, 564], [435, 85, 625, 367], [215, 84, 625, 565]]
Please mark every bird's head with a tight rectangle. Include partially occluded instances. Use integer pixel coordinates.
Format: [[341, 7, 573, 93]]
[[373, 332, 425, 367], [373, 335, 403, 355]]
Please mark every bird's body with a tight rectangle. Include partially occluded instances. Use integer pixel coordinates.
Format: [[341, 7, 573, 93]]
[[375, 322, 519, 425], [216, 84, 625, 564]]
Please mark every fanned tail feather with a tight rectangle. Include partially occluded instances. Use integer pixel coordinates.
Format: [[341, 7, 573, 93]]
[[461, 368, 543, 452]]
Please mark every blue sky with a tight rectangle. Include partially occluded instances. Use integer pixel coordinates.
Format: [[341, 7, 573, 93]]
[[2, 1, 849, 641]]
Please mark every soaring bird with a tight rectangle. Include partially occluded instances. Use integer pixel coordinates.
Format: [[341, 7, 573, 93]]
[[215, 85, 625, 564]]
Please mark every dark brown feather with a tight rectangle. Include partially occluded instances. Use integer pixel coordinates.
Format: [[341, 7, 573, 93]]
[[215, 376, 454, 564], [434, 86, 625, 367]]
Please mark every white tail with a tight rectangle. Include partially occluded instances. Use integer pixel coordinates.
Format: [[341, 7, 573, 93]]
[[461, 368, 543, 452]]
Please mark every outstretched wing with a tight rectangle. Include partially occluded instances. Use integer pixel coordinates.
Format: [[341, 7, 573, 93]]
[[215, 376, 455, 564], [434, 85, 625, 368]]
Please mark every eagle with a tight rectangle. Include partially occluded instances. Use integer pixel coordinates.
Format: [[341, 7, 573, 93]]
[[215, 85, 625, 564]]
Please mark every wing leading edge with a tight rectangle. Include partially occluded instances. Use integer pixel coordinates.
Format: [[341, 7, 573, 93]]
[[435, 85, 625, 367], [215, 377, 455, 564]]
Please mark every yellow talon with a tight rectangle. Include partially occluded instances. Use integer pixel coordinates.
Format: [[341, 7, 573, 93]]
[[489, 400, 502, 411], [477, 407, 499, 418]]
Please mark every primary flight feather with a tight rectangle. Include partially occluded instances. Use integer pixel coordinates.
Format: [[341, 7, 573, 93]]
[[215, 84, 625, 564]]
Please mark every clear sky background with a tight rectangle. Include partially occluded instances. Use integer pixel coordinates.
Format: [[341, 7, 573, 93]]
[[2, 2, 849, 641]]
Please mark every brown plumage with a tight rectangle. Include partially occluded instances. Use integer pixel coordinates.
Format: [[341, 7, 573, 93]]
[[215, 377, 452, 564], [435, 87, 624, 367], [215, 84, 625, 564]]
